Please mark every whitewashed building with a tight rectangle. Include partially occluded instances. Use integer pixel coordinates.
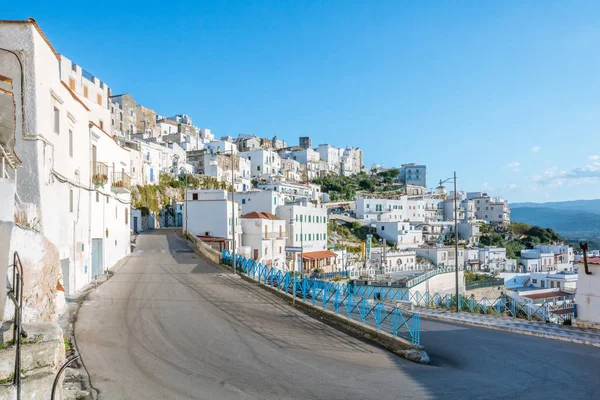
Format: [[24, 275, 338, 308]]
[[375, 222, 423, 247], [183, 190, 242, 251], [238, 190, 286, 215], [240, 148, 281, 178], [276, 200, 335, 273], [0, 19, 132, 293], [399, 163, 426, 188], [256, 176, 322, 203], [241, 211, 287, 269]]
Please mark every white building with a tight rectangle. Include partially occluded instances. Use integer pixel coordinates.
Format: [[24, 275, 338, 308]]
[[256, 176, 322, 203], [183, 190, 241, 251], [375, 222, 423, 247], [339, 147, 363, 176], [241, 211, 287, 269], [0, 19, 132, 294], [201, 152, 251, 192], [479, 246, 507, 267], [138, 140, 192, 183], [413, 247, 466, 268], [534, 244, 574, 264], [205, 139, 238, 155], [520, 249, 559, 272], [399, 163, 426, 188], [575, 256, 600, 328], [276, 200, 335, 273], [467, 192, 511, 227], [280, 158, 302, 182], [237, 190, 286, 215], [240, 148, 282, 178], [369, 248, 417, 268], [316, 144, 340, 174]]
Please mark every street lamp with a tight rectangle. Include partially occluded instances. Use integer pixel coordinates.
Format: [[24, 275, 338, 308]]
[[439, 172, 460, 312], [215, 149, 238, 276]]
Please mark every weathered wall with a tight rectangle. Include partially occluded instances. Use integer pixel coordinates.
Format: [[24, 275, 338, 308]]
[[0, 222, 60, 323], [185, 231, 221, 265]]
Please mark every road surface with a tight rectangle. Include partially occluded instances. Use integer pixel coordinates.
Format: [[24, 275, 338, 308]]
[[76, 230, 600, 400]]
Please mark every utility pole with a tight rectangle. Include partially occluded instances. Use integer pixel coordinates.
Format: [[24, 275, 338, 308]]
[[231, 153, 236, 276], [300, 213, 304, 275], [453, 171, 459, 312], [185, 173, 188, 234]]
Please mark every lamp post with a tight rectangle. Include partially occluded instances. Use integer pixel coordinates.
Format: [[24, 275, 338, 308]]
[[439, 172, 460, 312], [216, 149, 238, 275]]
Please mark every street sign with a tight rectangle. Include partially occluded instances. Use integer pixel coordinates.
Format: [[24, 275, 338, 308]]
[[285, 246, 302, 252]]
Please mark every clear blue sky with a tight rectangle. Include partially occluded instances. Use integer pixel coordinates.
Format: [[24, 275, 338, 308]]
[[5, 1, 600, 202]]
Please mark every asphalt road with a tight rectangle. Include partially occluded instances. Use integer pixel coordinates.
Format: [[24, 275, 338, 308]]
[[76, 230, 600, 400]]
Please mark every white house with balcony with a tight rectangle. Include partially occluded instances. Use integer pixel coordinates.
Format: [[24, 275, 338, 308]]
[[183, 190, 241, 251], [468, 192, 511, 227], [375, 222, 423, 247], [276, 200, 335, 273], [256, 176, 321, 203], [241, 211, 287, 269], [240, 148, 282, 178], [399, 163, 426, 188], [0, 19, 133, 294], [316, 144, 340, 174], [521, 249, 558, 272]]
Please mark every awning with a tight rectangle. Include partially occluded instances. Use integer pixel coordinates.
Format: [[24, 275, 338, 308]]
[[302, 250, 338, 260]]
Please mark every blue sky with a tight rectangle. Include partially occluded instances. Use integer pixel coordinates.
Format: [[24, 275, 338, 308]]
[[5, 1, 600, 202]]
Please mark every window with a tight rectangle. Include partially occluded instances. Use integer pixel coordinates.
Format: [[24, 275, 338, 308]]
[[69, 129, 73, 157], [242, 199, 246, 204], [550, 281, 555, 288], [83, 86, 89, 98], [53, 106, 60, 133], [125, 208, 129, 224], [257, 166, 261, 171], [296, 234, 298, 241], [130, 110, 134, 117], [279, 246, 282, 254], [69, 77, 75, 90], [308, 234, 312, 241], [192, 193, 198, 200], [69, 190, 73, 212], [541, 280, 545, 288], [99, 120, 104, 130], [115, 206, 118, 219], [308, 215, 312, 223], [106, 197, 109, 204], [97, 94, 102, 105], [96, 192, 99, 202], [381, 226, 385, 231], [556, 281, 560, 289]]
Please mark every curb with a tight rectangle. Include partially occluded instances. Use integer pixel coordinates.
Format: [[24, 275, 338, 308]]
[[419, 312, 600, 347]]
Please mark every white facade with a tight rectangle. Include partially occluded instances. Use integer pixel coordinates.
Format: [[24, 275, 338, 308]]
[[375, 222, 423, 246], [469, 193, 511, 226], [369, 248, 417, 268], [280, 158, 302, 182], [240, 149, 281, 178], [256, 176, 321, 203], [241, 212, 287, 269], [534, 244, 574, 264], [0, 20, 132, 294], [202, 152, 251, 192], [276, 202, 328, 253], [316, 144, 340, 174], [238, 190, 286, 215], [520, 249, 561, 272], [183, 190, 242, 246], [339, 147, 363, 176], [205, 139, 238, 155], [413, 247, 466, 268]]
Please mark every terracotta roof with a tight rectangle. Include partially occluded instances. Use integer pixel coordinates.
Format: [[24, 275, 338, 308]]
[[302, 250, 338, 260], [522, 291, 571, 300], [0, 19, 60, 60], [242, 212, 280, 220], [61, 82, 91, 111]]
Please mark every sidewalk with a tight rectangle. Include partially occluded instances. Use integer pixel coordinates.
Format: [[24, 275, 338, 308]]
[[416, 306, 600, 347]]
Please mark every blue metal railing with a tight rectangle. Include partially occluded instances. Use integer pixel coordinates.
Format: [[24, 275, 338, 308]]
[[222, 250, 421, 346]]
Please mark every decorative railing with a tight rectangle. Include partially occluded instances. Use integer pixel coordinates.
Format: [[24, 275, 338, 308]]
[[92, 162, 108, 187], [112, 171, 131, 190], [222, 250, 421, 346]]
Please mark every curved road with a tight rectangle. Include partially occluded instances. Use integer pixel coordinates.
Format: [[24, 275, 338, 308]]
[[76, 230, 600, 400]]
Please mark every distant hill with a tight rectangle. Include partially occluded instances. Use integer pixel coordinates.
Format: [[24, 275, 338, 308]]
[[510, 207, 600, 233], [511, 199, 600, 215]]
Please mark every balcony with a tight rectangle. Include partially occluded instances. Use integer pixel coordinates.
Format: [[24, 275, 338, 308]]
[[92, 162, 109, 187], [112, 171, 131, 193], [263, 232, 288, 239]]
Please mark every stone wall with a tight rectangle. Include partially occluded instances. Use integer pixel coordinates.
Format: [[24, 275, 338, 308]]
[[185, 231, 221, 265], [0, 221, 60, 323]]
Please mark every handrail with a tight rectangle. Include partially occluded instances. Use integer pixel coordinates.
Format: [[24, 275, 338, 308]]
[[7, 251, 27, 400]]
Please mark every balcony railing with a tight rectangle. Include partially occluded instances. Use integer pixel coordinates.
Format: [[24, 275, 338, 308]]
[[112, 171, 131, 191], [92, 162, 109, 187], [263, 232, 288, 239]]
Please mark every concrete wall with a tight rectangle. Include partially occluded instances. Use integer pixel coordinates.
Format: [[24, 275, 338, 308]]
[[0, 179, 14, 222], [409, 270, 466, 296], [575, 266, 600, 328]]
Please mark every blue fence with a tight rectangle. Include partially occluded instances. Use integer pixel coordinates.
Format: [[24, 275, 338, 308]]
[[310, 271, 349, 280], [222, 250, 421, 346], [349, 285, 574, 324]]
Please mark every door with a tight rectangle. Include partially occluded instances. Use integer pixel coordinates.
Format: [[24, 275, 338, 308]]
[[92, 145, 97, 174], [60, 258, 70, 295], [133, 216, 139, 234], [254, 249, 259, 260], [177, 213, 182, 227], [92, 238, 103, 278]]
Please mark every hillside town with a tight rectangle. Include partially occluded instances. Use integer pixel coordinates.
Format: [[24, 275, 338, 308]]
[[1, 18, 600, 399]]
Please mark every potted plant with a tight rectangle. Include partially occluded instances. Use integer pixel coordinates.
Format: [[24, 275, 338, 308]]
[[92, 174, 108, 187]]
